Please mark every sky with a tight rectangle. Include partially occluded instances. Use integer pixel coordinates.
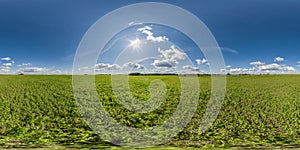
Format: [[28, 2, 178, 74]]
[[1, 0, 300, 74]]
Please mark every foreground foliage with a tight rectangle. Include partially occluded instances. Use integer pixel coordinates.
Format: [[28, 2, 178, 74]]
[[0, 75, 299, 148]]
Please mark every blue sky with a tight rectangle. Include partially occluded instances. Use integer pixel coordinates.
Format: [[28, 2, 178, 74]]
[[1, 0, 300, 74]]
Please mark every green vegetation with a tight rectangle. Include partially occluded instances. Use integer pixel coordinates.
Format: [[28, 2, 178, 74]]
[[0, 75, 299, 149]]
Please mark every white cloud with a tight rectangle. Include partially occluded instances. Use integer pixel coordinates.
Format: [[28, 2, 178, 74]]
[[0, 57, 14, 73], [137, 26, 152, 31], [137, 26, 168, 42], [274, 57, 284, 62], [123, 62, 144, 69], [282, 66, 295, 72], [128, 22, 143, 26], [146, 35, 168, 42], [225, 65, 231, 68], [229, 68, 243, 73], [18, 63, 32, 67], [0, 57, 11, 61], [220, 69, 227, 73], [257, 63, 295, 72], [249, 59, 295, 73], [94, 63, 121, 71], [107, 64, 121, 70], [1, 68, 10, 72], [52, 70, 62, 74], [141, 30, 153, 36], [195, 58, 208, 65], [183, 65, 199, 71], [297, 61, 300, 67], [17, 67, 49, 73], [220, 47, 239, 54], [159, 45, 187, 61], [78, 66, 90, 71], [153, 45, 187, 68], [224, 60, 295, 74], [0, 63, 11, 73], [153, 60, 174, 68], [250, 61, 265, 66], [258, 63, 281, 71], [229, 68, 255, 74], [1, 66, 10, 69], [94, 63, 109, 69], [2, 63, 12, 67]]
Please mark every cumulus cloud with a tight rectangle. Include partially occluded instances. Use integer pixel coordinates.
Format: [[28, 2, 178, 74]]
[[257, 63, 294, 72], [0, 56, 15, 73], [0, 57, 11, 61], [94, 63, 121, 71], [281, 66, 295, 71], [257, 63, 281, 71], [297, 61, 300, 67], [1, 66, 10, 69], [249, 59, 294, 72], [225, 65, 231, 68], [183, 65, 199, 71], [52, 70, 62, 74], [274, 57, 284, 62], [123, 62, 144, 69], [2, 63, 12, 67], [195, 58, 208, 65], [220, 69, 226, 73], [223, 58, 296, 74], [138, 26, 152, 31], [1, 68, 10, 72], [250, 61, 265, 66], [1, 67, 10, 73], [229, 67, 255, 74], [18, 63, 32, 67], [152, 60, 174, 68], [137, 26, 168, 42], [152, 45, 187, 68], [159, 45, 187, 61], [17, 67, 49, 73], [229, 68, 243, 73]]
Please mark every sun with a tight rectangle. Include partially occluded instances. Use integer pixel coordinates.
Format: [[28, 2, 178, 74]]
[[128, 38, 141, 50]]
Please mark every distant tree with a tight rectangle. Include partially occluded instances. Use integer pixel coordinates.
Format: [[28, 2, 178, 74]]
[[129, 72, 141, 76]]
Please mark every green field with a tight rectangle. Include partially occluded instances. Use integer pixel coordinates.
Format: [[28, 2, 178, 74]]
[[0, 75, 299, 149]]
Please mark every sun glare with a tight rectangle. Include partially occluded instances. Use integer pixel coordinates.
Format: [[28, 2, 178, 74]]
[[129, 38, 141, 50]]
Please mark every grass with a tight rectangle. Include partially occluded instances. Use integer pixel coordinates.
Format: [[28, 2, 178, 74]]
[[0, 74, 299, 149]]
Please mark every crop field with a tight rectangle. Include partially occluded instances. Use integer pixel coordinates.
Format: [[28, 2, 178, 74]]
[[0, 75, 299, 149]]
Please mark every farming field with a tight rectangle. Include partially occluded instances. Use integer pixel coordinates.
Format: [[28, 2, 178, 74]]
[[0, 75, 299, 149]]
